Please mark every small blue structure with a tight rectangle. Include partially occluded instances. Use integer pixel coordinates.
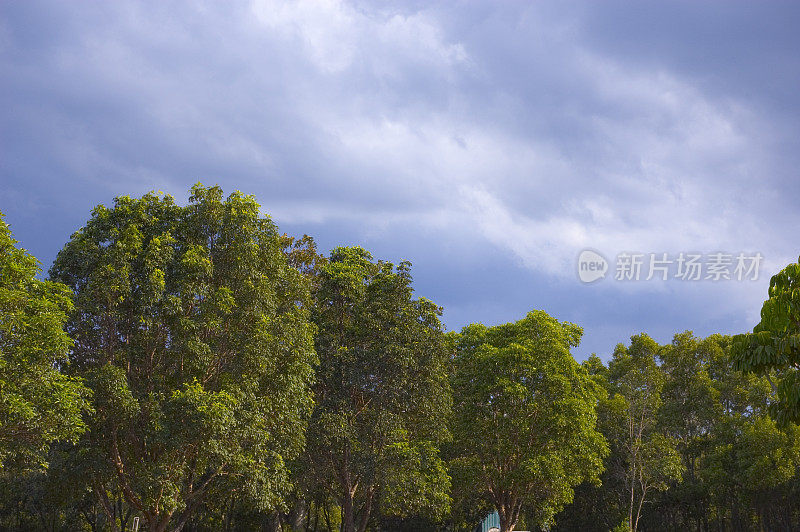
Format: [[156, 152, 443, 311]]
[[477, 511, 500, 532]]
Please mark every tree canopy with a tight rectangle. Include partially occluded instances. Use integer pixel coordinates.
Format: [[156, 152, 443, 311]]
[[48, 185, 317, 532], [0, 211, 89, 472], [555, 332, 800, 532], [449, 310, 608, 532], [3, 189, 800, 532], [301, 246, 451, 532], [733, 256, 800, 425]]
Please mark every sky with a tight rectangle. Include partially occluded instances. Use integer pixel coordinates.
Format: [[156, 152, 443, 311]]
[[2, 1, 799, 359]]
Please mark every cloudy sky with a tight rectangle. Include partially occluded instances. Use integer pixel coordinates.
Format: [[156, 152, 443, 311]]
[[2, 1, 799, 359]]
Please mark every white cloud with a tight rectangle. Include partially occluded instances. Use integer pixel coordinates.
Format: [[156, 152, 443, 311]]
[[3, 0, 797, 350], [249, 0, 466, 74], [9, 1, 790, 279]]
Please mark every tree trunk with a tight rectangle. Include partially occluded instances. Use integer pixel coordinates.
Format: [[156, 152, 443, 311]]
[[338, 452, 357, 532], [633, 486, 647, 532], [93, 486, 122, 532], [307, 500, 317, 532], [149, 511, 173, 532], [628, 475, 635, 532], [324, 503, 333, 532], [289, 500, 309, 530], [341, 491, 355, 532], [497, 500, 518, 532], [356, 489, 374, 532], [263, 511, 281, 532]]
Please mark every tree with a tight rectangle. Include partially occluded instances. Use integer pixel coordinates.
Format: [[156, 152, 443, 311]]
[[49, 185, 317, 532], [605, 334, 683, 532], [550, 355, 624, 532], [302, 246, 451, 532], [654, 332, 721, 529], [449, 310, 608, 532], [556, 332, 800, 531], [702, 335, 800, 530], [732, 256, 800, 425], [0, 211, 89, 472]]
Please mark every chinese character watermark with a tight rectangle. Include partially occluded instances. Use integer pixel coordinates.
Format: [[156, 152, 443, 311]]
[[615, 253, 643, 281], [577, 250, 762, 284]]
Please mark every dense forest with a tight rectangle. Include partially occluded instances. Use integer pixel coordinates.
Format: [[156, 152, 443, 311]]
[[1, 185, 799, 532]]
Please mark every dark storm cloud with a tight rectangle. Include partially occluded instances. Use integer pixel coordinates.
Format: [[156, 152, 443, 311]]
[[2, 1, 798, 358]]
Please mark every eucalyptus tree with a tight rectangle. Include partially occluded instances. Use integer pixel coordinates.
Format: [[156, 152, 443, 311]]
[[449, 310, 608, 532], [604, 334, 683, 532], [702, 335, 800, 530], [556, 332, 800, 531], [303, 246, 451, 532], [49, 185, 316, 532], [654, 332, 721, 528], [0, 212, 89, 472]]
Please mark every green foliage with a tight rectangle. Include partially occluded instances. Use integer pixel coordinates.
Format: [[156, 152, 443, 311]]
[[6, 186, 800, 531], [449, 310, 608, 532], [49, 185, 317, 531], [302, 246, 451, 532], [0, 211, 90, 472], [600, 335, 684, 532], [382, 439, 451, 521], [556, 332, 800, 532], [732, 256, 800, 425]]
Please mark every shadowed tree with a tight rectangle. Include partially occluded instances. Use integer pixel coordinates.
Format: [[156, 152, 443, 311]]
[[653, 332, 720, 529], [303, 246, 451, 532]]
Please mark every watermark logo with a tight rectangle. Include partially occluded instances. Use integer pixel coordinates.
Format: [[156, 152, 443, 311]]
[[577, 249, 609, 283], [577, 250, 763, 284]]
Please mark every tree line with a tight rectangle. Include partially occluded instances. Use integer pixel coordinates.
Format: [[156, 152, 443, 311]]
[[0, 185, 798, 532]]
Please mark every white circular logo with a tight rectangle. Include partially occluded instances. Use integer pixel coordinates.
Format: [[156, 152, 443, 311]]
[[577, 249, 608, 283]]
